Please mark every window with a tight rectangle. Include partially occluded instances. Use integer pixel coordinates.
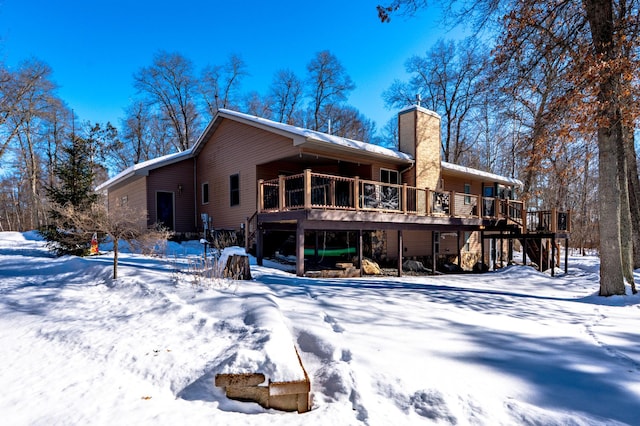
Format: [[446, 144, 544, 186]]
[[378, 168, 400, 210], [483, 185, 494, 197], [120, 195, 128, 206], [202, 182, 209, 204], [230, 173, 240, 206], [380, 168, 399, 184], [464, 183, 471, 204]]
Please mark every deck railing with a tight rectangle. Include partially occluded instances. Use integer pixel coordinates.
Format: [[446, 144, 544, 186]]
[[258, 170, 567, 232], [525, 209, 571, 233]]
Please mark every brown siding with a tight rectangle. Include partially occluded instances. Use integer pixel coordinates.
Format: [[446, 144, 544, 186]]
[[107, 176, 148, 229], [196, 119, 300, 230], [401, 230, 431, 258], [389, 230, 481, 263], [147, 158, 196, 233], [441, 174, 479, 194]]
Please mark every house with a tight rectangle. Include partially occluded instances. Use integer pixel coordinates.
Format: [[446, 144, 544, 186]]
[[97, 105, 571, 276]]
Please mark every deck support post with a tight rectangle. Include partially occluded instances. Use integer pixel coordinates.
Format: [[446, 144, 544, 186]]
[[397, 230, 403, 277], [539, 239, 543, 272], [256, 228, 264, 266], [523, 237, 527, 266], [491, 238, 496, 270], [431, 231, 437, 275], [564, 238, 569, 274], [508, 238, 513, 264], [551, 235, 556, 277], [457, 231, 461, 269], [480, 230, 485, 268], [358, 229, 364, 276], [296, 220, 305, 277]]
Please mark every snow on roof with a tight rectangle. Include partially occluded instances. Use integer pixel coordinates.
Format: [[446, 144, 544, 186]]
[[397, 104, 442, 119], [216, 109, 414, 163], [95, 148, 193, 191], [441, 161, 523, 187], [98, 109, 520, 192]]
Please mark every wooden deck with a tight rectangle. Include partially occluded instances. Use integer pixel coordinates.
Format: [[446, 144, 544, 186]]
[[249, 170, 571, 276], [258, 170, 526, 223]]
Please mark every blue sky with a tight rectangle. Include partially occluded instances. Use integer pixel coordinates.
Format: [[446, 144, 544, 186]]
[[0, 0, 455, 133]]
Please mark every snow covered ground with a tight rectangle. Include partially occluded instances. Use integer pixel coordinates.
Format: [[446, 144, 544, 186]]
[[1, 231, 639, 425]]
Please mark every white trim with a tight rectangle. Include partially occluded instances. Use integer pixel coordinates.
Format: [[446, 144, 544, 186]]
[[380, 167, 400, 184], [96, 149, 193, 191], [229, 173, 240, 207], [201, 182, 209, 205]]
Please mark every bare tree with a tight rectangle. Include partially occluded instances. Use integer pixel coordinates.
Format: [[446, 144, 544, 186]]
[[5, 60, 59, 229], [110, 100, 174, 172], [268, 69, 304, 124], [325, 105, 377, 142], [1, 60, 55, 161], [199, 54, 248, 119], [133, 51, 200, 151], [306, 50, 355, 132], [243, 91, 273, 119], [51, 202, 171, 279], [383, 38, 489, 164], [378, 116, 399, 149]]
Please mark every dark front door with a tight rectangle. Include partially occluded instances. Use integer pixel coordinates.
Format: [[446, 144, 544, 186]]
[[156, 191, 174, 231]]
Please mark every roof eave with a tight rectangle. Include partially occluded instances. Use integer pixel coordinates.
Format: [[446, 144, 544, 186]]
[[298, 137, 414, 165], [441, 162, 523, 187]]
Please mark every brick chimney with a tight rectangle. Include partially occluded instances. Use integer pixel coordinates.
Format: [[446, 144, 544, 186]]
[[398, 105, 442, 190]]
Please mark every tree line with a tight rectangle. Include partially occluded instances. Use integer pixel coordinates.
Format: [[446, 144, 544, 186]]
[[0, 49, 376, 233], [378, 0, 639, 295]]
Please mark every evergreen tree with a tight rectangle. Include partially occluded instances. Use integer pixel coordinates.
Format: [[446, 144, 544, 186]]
[[41, 133, 99, 256]]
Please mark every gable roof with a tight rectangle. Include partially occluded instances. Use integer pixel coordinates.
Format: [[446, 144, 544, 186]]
[[192, 108, 414, 165], [97, 108, 523, 192], [95, 148, 193, 191]]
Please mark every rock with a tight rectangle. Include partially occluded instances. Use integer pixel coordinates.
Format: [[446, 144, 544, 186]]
[[472, 262, 489, 273], [403, 259, 427, 272], [362, 258, 382, 275]]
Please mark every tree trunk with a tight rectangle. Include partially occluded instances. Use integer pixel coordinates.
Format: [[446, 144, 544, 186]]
[[617, 126, 634, 285], [624, 125, 640, 272], [579, 146, 591, 255], [584, 0, 628, 296], [623, 126, 639, 294], [224, 254, 252, 280], [597, 124, 626, 295]]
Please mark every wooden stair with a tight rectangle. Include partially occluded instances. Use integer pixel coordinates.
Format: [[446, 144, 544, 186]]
[[523, 238, 550, 271]]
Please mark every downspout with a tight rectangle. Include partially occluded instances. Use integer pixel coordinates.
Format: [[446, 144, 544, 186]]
[[194, 157, 198, 233], [400, 161, 415, 176]]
